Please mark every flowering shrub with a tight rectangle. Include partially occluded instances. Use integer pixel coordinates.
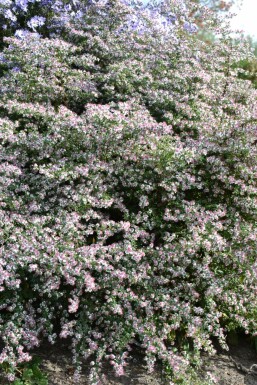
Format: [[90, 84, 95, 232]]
[[1, 0, 257, 384], [0, 0, 81, 49]]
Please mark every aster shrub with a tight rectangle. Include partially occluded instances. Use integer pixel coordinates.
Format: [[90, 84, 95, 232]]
[[1, 0, 257, 384]]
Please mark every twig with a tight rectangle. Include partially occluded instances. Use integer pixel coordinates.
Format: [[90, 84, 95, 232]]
[[229, 356, 257, 376]]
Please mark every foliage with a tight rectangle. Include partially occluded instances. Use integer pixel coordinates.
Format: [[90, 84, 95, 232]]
[[198, 0, 240, 12], [0, 0, 257, 384], [0, 0, 86, 51], [0, 357, 48, 384], [235, 38, 257, 89]]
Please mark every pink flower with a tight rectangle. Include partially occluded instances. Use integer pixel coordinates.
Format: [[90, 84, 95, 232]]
[[68, 297, 79, 313]]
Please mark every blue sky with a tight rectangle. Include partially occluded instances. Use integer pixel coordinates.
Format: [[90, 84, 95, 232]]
[[230, 0, 257, 39]]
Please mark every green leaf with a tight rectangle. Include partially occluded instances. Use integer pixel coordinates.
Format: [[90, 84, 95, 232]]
[[22, 368, 34, 381], [31, 377, 48, 385]]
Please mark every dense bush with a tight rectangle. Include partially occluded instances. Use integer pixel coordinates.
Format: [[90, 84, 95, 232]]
[[1, 0, 257, 384], [0, 0, 80, 49], [236, 39, 257, 89]]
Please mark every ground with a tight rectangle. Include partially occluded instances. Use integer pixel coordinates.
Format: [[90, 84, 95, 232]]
[[1, 336, 257, 384], [27, 336, 257, 385]]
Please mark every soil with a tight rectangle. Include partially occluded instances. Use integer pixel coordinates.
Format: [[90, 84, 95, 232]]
[[32, 337, 257, 385], [1, 337, 257, 384], [201, 340, 257, 385]]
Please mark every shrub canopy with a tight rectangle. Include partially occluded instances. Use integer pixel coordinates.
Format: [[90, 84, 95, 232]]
[[0, 0, 257, 383]]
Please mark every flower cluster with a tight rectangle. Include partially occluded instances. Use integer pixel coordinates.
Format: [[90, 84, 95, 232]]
[[0, 0, 257, 384], [0, 0, 80, 47]]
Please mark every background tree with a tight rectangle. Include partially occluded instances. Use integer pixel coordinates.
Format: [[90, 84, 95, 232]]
[[199, 0, 239, 11]]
